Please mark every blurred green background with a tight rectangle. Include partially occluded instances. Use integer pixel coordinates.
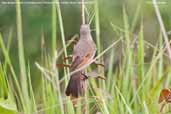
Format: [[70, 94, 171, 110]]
[[0, 0, 171, 89]]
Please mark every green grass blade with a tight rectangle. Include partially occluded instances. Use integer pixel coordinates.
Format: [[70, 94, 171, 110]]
[[16, 0, 29, 112], [52, 0, 57, 55]]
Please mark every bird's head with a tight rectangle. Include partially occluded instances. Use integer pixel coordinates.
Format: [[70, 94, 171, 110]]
[[80, 24, 90, 36]]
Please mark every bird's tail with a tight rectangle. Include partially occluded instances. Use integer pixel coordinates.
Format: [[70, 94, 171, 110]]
[[65, 71, 87, 105]]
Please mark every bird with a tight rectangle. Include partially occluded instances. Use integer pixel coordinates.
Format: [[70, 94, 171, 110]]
[[65, 24, 96, 99], [56, 24, 97, 70], [70, 24, 96, 71]]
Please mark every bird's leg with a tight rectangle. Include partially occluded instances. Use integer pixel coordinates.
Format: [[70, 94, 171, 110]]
[[67, 37, 79, 45], [92, 61, 105, 67], [81, 71, 88, 79], [56, 63, 71, 68], [84, 71, 106, 80], [56, 55, 72, 68], [96, 76, 106, 80], [72, 39, 79, 45], [90, 75, 106, 80], [63, 55, 73, 61]]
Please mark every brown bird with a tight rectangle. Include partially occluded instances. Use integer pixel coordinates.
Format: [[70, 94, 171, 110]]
[[71, 24, 96, 70], [65, 24, 96, 99]]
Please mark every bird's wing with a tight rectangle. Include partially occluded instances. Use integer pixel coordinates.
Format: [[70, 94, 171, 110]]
[[70, 56, 82, 71], [76, 52, 93, 68], [71, 39, 96, 71], [71, 50, 94, 72]]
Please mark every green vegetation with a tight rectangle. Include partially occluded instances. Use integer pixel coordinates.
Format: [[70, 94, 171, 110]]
[[0, 0, 171, 114]]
